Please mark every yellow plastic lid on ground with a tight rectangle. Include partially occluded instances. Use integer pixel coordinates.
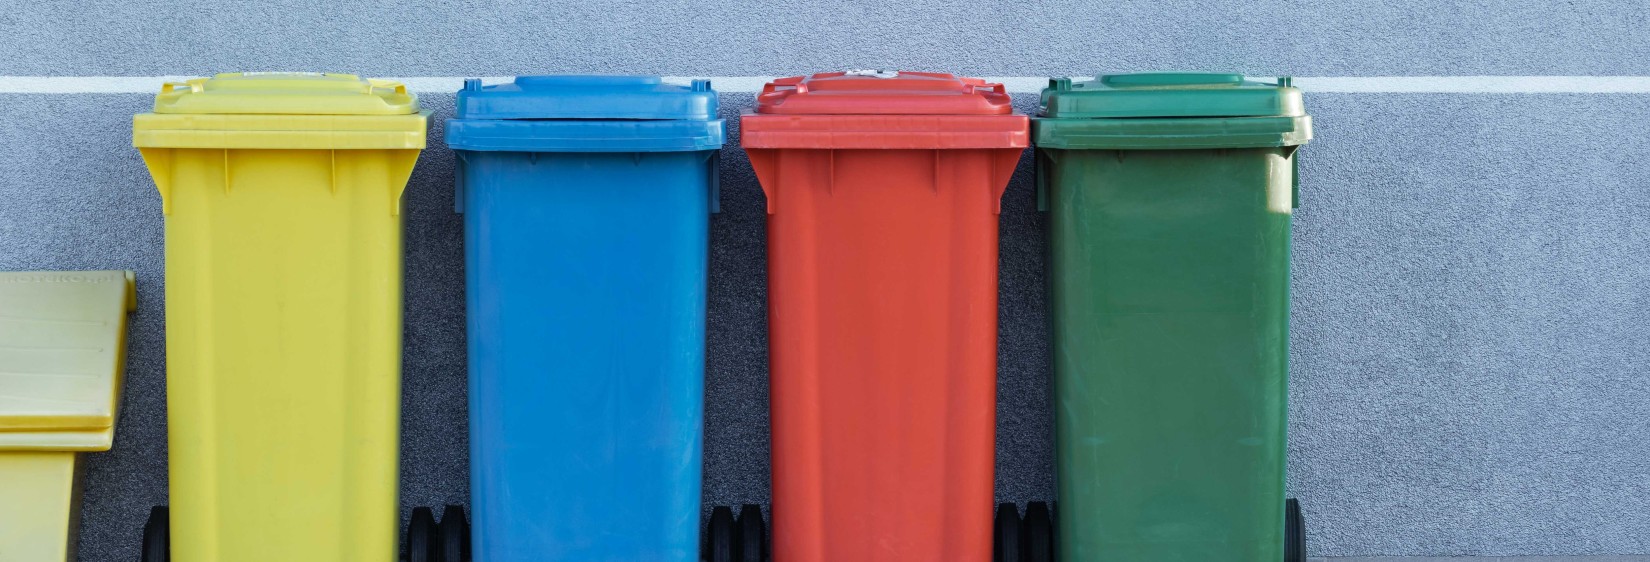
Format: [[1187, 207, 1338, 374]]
[[0, 270, 136, 562], [0, 270, 135, 450]]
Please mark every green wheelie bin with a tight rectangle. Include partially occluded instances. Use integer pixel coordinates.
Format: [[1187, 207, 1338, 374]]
[[1033, 73, 1312, 562]]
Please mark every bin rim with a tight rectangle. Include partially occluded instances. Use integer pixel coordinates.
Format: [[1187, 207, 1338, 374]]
[[445, 117, 726, 152], [1032, 115, 1312, 150], [740, 113, 1029, 149], [132, 111, 430, 150]]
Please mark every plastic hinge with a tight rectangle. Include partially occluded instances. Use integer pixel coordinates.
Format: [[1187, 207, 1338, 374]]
[[365, 79, 407, 95], [160, 81, 204, 94], [453, 152, 467, 214], [971, 83, 1006, 95], [707, 151, 721, 214], [1035, 151, 1051, 212], [762, 76, 807, 97], [1291, 150, 1301, 209]]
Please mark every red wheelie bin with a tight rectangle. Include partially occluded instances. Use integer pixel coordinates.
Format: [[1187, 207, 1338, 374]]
[[720, 71, 1029, 562]]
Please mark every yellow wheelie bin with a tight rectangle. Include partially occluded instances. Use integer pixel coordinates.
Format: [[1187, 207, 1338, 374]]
[[132, 73, 429, 562], [0, 270, 136, 562]]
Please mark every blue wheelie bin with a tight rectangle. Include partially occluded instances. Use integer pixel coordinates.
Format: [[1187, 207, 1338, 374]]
[[408, 76, 725, 562]]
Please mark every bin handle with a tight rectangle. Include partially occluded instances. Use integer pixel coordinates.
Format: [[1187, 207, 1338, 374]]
[[760, 83, 808, 96], [160, 81, 203, 94], [707, 151, 721, 214], [761, 76, 808, 97], [366, 79, 408, 95], [970, 82, 1006, 95]]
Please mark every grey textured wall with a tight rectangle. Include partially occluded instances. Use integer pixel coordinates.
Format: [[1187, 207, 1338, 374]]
[[4, 0, 1648, 76], [1, 1, 1647, 561]]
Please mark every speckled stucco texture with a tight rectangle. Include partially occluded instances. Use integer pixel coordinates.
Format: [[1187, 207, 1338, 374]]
[[2, 0, 1648, 76], [2, 2, 1649, 560]]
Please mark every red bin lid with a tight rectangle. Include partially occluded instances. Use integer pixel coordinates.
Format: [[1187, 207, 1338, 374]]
[[743, 71, 1027, 149], [754, 71, 1014, 115]]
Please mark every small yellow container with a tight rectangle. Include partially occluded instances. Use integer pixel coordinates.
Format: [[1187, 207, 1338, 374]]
[[0, 270, 136, 562], [133, 73, 427, 562]]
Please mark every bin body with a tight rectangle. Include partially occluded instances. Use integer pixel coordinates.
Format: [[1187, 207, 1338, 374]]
[[0, 270, 135, 562], [743, 72, 1027, 562], [1033, 74, 1312, 562], [448, 76, 724, 562], [134, 73, 427, 562]]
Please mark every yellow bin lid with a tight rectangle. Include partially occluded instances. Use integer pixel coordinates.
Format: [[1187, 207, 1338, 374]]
[[153, 72, 419, 115], [0, 271, 136, 451], [134, 73, 429, 150]]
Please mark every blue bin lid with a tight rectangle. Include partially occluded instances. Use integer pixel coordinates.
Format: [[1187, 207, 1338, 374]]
[[447, 75, 725, 152]]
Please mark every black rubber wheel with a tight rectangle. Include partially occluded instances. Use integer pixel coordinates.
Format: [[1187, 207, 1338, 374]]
[[1022, 502, 1053, 562], [407, 506, 437, 562], [141, 505, 169, 562], [438, 504, 471, 562], [1285, 498, 1305, 562], [994, 502, 1021, 562], [737, 504, 766, 562], [707, 506, 737, 562]]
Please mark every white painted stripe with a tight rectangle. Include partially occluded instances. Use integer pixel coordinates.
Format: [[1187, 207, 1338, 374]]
[[393, 76, 514, 92], [2, 75, 1649, 94], [661, 76, 774, 93], [0, 76, 198, 94], [1293, 76, 1650, 93]]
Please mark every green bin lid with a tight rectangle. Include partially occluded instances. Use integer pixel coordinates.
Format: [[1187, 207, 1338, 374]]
[[1041, 73, 1303, 118], [1034, 73, 1311, 149]]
